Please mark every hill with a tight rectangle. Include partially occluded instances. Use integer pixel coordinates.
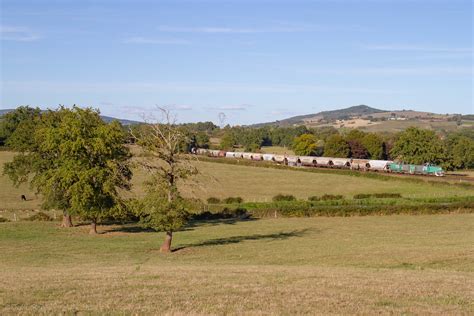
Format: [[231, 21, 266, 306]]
[[253, 105, 473, 133], [0, 109, 142, 126]]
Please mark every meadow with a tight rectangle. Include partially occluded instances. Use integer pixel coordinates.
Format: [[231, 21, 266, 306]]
[[0, 215, 473, 314], [1, 150, 473, 214], [1, 149, 474, 314]]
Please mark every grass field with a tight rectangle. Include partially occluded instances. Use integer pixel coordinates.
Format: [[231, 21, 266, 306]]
[[2, 150, 473, 212], [0, 214, 473, 314]]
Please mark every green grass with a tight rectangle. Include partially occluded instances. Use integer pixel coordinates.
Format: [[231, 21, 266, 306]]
[[2, 150, 473, 212], [0, 215, 473, 314]]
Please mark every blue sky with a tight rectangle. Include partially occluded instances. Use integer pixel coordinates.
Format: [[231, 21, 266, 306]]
[[1, 0, 472, 125]]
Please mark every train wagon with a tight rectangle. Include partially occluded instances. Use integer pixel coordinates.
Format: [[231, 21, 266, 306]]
[[389, 163, 444, 176]]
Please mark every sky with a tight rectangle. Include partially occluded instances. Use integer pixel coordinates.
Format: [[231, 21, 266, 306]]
[[0, 0, 472, 125]]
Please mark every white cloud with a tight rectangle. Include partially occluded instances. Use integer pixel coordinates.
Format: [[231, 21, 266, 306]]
[[0, 26, 40, 41], [157, 25, 308, 34], [1, 80, 401, 95], [123, 37, 191, 44], [206, 105, 251, 111]]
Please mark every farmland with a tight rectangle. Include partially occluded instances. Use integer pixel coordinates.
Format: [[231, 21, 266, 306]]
[[1, 148, 473, 314], [1, 150, 473, 213], [1, 215, 473, 314]]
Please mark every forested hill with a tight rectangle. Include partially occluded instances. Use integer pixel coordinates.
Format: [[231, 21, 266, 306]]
[[0, 109, 141, 126], [253, 105, 387, 127]]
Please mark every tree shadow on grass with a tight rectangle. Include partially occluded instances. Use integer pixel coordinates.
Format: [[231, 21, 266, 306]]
[[182, 217, 258, 231], [174, 228, 312, 251]]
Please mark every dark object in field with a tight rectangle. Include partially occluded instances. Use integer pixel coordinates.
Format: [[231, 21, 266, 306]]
[[21, 195, 27, 201]]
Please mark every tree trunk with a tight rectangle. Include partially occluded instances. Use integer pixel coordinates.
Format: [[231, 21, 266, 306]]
[[89, 220, 98, 235], [61, 211, 73, 227], [160, 231, 173, 252]]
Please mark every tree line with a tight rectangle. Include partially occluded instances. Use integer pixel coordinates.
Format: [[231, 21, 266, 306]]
[[1, 106, 197, 252]]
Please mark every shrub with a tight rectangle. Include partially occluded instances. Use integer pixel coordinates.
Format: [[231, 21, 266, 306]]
[[321, 194, 344, 201], [223, 197, 244, 204], [272, 194, 297, 202], [192, 207, 249, 220], [0, 217, 10, 223], [207, 197, 221, 204], [374, 193, 402, 199], [25, 212, 53, 221], [354, 194, 372, 199], [308, 196, 320, 201]]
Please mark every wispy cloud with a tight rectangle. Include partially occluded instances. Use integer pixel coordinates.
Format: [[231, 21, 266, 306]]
[[157, 25, 307, 34], [206, 104, 254, 111], [292, 66, 471, 76], [1, 81, 401, 95], [0, 26, 40, 41], [365, 44, 472, 53], [123, 37, 191, 44]]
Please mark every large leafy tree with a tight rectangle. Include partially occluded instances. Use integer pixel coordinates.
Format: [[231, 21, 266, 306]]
[[324, 134, 350, 158], [4, 106, 132, 232], [390, 127, 445, 165], [133, 108, 198, 252], [0, 106, 41, 148], [362, 133, 384, 159], [292, 134, 319, 156], [445, 135, 474, 169]]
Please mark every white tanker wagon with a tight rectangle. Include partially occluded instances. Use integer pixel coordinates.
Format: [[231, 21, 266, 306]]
[[195, 149, 444, 176]]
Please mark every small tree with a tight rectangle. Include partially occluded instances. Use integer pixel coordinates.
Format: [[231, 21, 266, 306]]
[[292, 134, 318, 156], [324, 134, 350, 158], [133, 108, 198, 252]]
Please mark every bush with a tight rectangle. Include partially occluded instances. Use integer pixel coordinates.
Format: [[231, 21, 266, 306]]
[[374, 193, 402, 199], [25, 212, 53, 221], [308, 196, 320, 201], [0, 217, 10, 223], [272, 194, 297, 202], [321, 194, 344, 201], [192, 207, 249, 220], [223, 197, 244, 204], [354, 194, 372, 199], [206, 197, 221, 204]]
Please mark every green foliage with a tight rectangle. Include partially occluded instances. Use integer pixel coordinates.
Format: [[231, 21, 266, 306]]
[[308, 196, 320, 201], [292, 134, 319, 156], [444, 135, 474, 169], [391, 127, 445, 165], [321, 194, 344, 201], [135, 190, 190, 232], [223, 196, 244, 204], [207, 197, 221, 204], [3, 106, 132, 223], [25, 212, 54, 221], [191, 208, 248, 220], [324, 134, 350, 158], [272, 194, 297, 202], [362, 133, 384, 159], [353, 194, 372, 199], [220, 130, 237, 150], [0, 106, 41, 148]]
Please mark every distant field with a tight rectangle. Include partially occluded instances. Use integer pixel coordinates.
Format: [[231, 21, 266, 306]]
[[260, 145, 294, 155], [359, 120, 473, 133], [1, 150, 473, 211], [0, 215, 473, 314]]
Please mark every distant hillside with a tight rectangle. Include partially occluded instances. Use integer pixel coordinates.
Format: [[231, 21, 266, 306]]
[[253, 104, 473, 133], [254, 105, 386, 127], [0, 109, 142, 126]]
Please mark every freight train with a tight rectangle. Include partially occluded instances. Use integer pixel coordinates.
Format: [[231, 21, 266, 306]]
[[194, 148, 445, 177]]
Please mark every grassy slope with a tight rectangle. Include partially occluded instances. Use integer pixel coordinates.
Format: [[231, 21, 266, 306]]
[[0, 215, 473, 314], [1, 150, 473, 211]]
